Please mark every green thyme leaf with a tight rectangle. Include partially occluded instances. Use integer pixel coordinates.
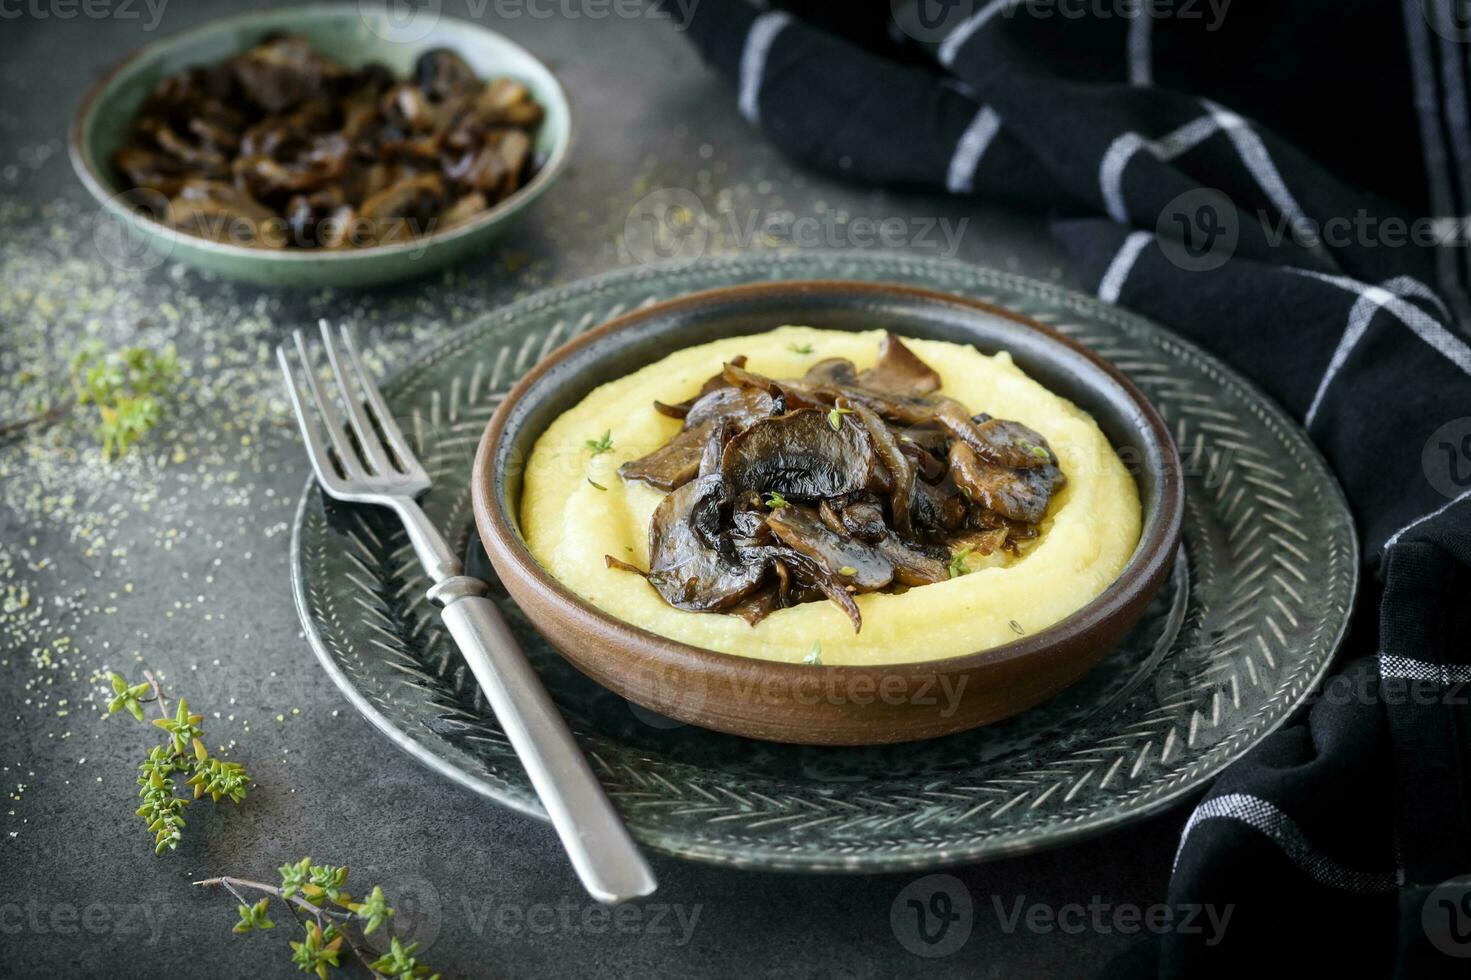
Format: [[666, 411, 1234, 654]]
[[151, 698, 204, 754], [279, 857, 312, 898], [207, 868, 442, 979], [70, 343, 180, 460], [234, 897, 275, 934], [1009, 620, 1026, 635], [826, 405, 853, 431], [1017, 438, 1051, 462], [585, 430, 614, 456], [587, 478, 607, 491], [135, 744, 188, 853], [352, 885, 395, 935], [289, 920, 343, 978], [948, 547, 973, 579], [786, 342, 814, 355], [187, 755, 250, 804], [764, 491, 789, 510], [105, 672, 152, 721], [370, 937, 431, 979], [306, 863, 350, 902]]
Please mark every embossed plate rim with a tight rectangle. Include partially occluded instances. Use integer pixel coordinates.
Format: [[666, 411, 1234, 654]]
[[289, 253, 1358, 871]]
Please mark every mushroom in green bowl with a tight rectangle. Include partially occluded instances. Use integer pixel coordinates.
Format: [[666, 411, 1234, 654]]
[[70, 4, 572, 287]]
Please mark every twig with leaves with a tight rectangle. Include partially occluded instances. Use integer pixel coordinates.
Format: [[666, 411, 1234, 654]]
[[107, 670, 250, 852], [2, 342, 179, 457], [105, 672, 441, 978], [195, 862, 438, 980], [71, 342, 180, 459]]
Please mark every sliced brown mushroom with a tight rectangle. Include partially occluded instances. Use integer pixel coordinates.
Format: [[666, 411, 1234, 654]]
[[168, 180, 285, 248], [232, 35, 341, 115], [766, 504, 893, 593], [833, 495, 889, 542], [873, 534, 950, 586], [721, 408, 874, 500], [721, 361, 827, 412], [113, 145, 189, 197], [936, 403, 1054, 470], [495, 130, 532, 192], [975, 417, 1060, 467], [803, 357, 858, 386], [781, 552, 864, 632], [728, 586, 783, 627], [437, 192, 488, 231], [894, 422, 949, 482], [358, 173, 446, 242], [851, 400, 915, 537], [232, 152, 341, 203], [109, 34, 545, 252], [620, 387, 775, 492], [613, 333, 1072, 629], [138, 118, 228, 172], [284, 186, 352, 248], [642, 477, 766, 612], [618, 420, 716, 492], [683, 385, 775, 430], [948, 527, 1010, 558], [909, 475, 969, 535], [446, 142, 507, 194], [415, 48, 480, 102], [948, 441, 1065, 524], [856, 333, 942, 396]]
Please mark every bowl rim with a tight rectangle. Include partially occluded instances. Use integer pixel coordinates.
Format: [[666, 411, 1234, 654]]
[[472, 279, 1185, 684], [67, 2, 574, 263]]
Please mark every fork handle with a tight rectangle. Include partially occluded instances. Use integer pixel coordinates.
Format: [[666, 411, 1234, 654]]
[[428, 576, 658, 904]]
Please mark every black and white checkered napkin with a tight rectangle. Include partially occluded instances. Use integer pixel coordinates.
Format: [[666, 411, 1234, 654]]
[[662, 0, 1471, 973]]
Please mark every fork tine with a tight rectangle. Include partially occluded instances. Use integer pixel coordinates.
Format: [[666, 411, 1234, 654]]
[[277, 345, 346, 493], [336, 324, 423, 475], [318, 319, 392, 475], [291, 330, 364, 479]]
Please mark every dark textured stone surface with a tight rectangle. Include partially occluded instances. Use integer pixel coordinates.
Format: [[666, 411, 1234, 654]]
[[0, 3, 1182, 976]]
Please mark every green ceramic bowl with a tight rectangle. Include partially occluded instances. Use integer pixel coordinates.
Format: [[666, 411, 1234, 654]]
[[69, 4, 572, 287]]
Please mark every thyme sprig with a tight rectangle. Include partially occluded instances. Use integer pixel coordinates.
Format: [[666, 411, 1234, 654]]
[[107, 670, 250, 852], [2, 341, 180, 457], [584, 430, 614, 456], [948, 547, 973, 579], [105, 676, 441, 977], [71, 342, 181, 459], [195, 867, 440, 979]]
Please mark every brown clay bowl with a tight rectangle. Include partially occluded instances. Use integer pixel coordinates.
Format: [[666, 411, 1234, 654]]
[[472, 280, 1183, 745]]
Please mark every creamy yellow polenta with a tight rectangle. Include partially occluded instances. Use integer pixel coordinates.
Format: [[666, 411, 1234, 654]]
[[520, 326, 1141, 665]]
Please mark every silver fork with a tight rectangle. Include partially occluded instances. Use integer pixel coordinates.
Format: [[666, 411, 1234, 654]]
[[278, 320, 656, 904]]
